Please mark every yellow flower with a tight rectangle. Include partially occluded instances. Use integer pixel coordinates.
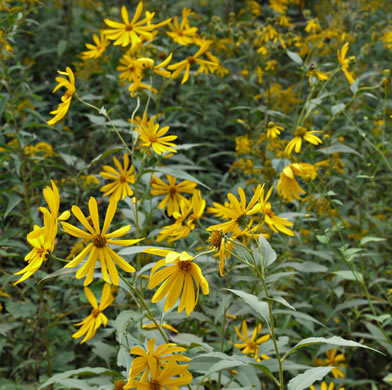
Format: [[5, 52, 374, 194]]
[[135, 115, 177, 155], [235, 135, 251, 155], [150, 174, 197, 216], [269, 0, 288, 14], [61, 197, 143, 286], [104, 3, 156, 48], [145, 249, 209, 315], [207, 184, 263, 234], [234, 320, 270, 360], [142, 323, 178, 333], [310, 381, 344, 390], [337, 42, 355, 85], [314, 348, 347, 379], [157, 190, 205, 243], [126, 337, 191, 385], [100, 154, 135, 202], [285, 126, 322, 154], [267, 122, 284, 139], [277, 163, 317, 201], [208, 230, 232, 277], [167, 8, 198, 46], [81, 31, 110, 59], [307, 67, 328, 86], [305, 18, 321, 34], [47, 67, 75, 126], [117, 54, 142, 82], [126, 355, 192, 389], [72, 283, 114, 343], [259, 186, 294, 236], [168, 43, 218, 84]]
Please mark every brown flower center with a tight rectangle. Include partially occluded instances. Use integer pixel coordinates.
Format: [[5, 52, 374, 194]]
[[119, 174, 127, 183], [93, 234, 107, 248], [187, 56, 196, 65], [248, 341, 256, 350], [125, 24, 133, 32], [92, 308, 101, 318], [209, 230, 223, 249], [169, 186, 177, 196], [114, 380, 126, 390], [178, 260, 192, 273], [149, 380, 161, 390], [294, 126, 307, 137]]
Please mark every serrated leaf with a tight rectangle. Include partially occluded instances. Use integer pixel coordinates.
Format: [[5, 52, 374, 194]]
[[287, 367, 333, 390], [259, 235, 277, 267], [286, 50, 303, 65], [227, 289, 270, 325], [284, 336, 382, 361]]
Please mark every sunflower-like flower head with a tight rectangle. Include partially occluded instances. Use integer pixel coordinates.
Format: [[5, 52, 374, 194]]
[[145, 249, 209, 315], [82, 31, 110, 60], [61, 197, 143, 286], [167, 8, 198, 46], [285, 126, 322, 154]]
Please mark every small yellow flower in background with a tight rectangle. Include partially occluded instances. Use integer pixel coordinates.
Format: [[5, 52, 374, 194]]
[[24, 142, 57, 158], [99, 154, 135, 202], [80, 175, 100, 190], [72, 284, 114, 343], [134, 115, 177, 155], [267, 122, 284, 139], [277, 163, 317, 201], [269, 0, 288, 14], [337, 42, 355, 85], [314, 348, 347, 379], [235, 135, 251, 155], [310, 381, 345, 390], [285, 126, 322, 154], [207, 184, 263, 234], [81, 31, 110, 60], [307, 66, 328, 86], [382, 31, 392, 51], [234, 320, 270, 360], [168, 43, 218, 84], [157, 190, 205, 243], [167, 8, 198, 46], [145, 249, 209, 315], [47, 67, 75, 126], [150, 174, 197, 216], [126, 337, 191, 386], [61, 197, 143, 286], [259, 186, 294, 236], [117, 54, 142, 82], [104, 3, 157, 48], [305, 18, 321, 34], [266, 60, 277, 71]]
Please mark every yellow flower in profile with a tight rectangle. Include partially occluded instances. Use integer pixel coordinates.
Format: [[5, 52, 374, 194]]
[[307, 67, 328, 86], [208, 229, 232, 277], [234, 320, 270, 360], [207, 184, 263, 234], [167, 8, 197, 46], [61, 197, 143, 286], [150, 174, 197, 216], [310, 381, 345, 390], [277, 163, 317, 201], [14, 211, 55, 285], [99, 154, 135, 202], [168, 43, 218, 84], [267, 122, 284, 139], [81, 31, 110, 60], [157, 190, 205, 243], [135, 115, 177, 155], [72, 283, 114, 344], [126, 337, 191, 385], [127, 356, 192, 389], [314, 348, 347, 379], [104, 3, 155, 48], [259, 186, 294, 236], [337, 42, 355, 85], [145, 249, 209, 315], [47, 67, 75, 126], [285, 126, 322, 154]]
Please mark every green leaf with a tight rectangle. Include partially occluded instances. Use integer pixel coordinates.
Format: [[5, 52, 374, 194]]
[[281, 261, 328, 273], [87, 147, 123, 169], [153, 166, 210, 190], [286, 50, 303, 65], [333, 270, 363, 283], [85, 113, 107, 125], [259, 235, 277, 267], [274, 310, 324, 327], [284, 336, 382, 361], [331, 103, 345, 116], [39, 267, 76, 283], [57, 39, 67, 58], [269, 296, 296, 311], [117, 245, 168, 256], [227, 289, 270, 325], [360, 236, 386, 246], [319, 143, 360, 156], [287, 367, 333, 390], [3, 194, 22, 219]]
